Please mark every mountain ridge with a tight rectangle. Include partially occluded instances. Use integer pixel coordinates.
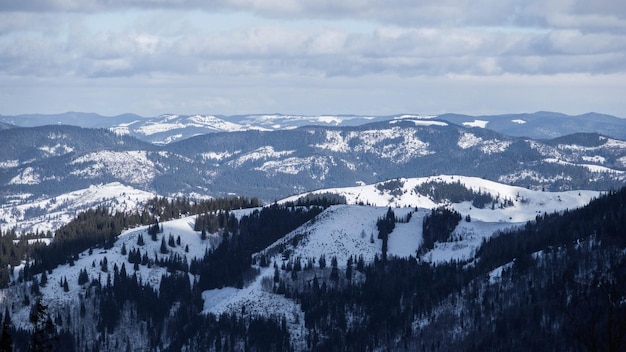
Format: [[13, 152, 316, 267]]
[[2, 111, 625, 143], [1, 120, 624, 204]]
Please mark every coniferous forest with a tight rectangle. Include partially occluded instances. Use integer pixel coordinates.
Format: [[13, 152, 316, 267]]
[[0, 187, 624, 351]]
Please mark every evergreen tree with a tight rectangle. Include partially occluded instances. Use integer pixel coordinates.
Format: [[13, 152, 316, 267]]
[[318, 254, 326, 269], [77, 269, 89, 286], [29, 299, 58, 352], [0, 310, 12, 352], [346, 257, 353, 281], [330, 256, 339, 282], [40, 271, 47, 287], [137, 234, 145, 246], [160, 237, 168, 254]]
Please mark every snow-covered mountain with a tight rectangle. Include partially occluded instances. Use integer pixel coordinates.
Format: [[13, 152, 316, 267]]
[[0, 175, 603, 350], [0, 182, 157, 234], [2, 111, 625, 351], [0, 112, 399, 144], [1, 119, 624, 204], [3, 111, 624, 144]]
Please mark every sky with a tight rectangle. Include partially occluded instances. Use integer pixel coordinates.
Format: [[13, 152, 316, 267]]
[[1, 0, 625, 118]]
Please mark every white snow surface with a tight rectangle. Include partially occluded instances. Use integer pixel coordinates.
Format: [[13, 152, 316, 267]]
[[543, 158, 625, 174], [9, 167, 40, 185], [390, 119, 448, 127], [0, 182, 157, 234], [228, 146, 295, 167], [462, 119, 489, 128], [70, 150, 157, 184], [457, 133, 511, 154], [311, 127, 433, 163]]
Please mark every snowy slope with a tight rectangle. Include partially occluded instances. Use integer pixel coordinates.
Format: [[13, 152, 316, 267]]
[[0, 182, 157, 234], [0, 175, 603, 350], [199, 175, 601, 344], [281, 175, 599, 218]]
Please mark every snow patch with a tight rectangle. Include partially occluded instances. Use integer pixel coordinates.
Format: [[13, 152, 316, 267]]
[[390, 119, 448, 127], [458, 133, 482, 149], [229, 146, 295, 167], [9, 167, 40, 185], [70, 150, 157, 184], [462, 119, 489, 128]]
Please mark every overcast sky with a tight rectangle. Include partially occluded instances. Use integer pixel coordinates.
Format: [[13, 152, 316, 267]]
[[1, 0, 625, 117]]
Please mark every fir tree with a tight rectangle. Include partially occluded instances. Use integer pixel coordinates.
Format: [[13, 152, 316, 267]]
[[160, 237, 168, 254], [40, 271, 47, 287], [29, 298, 58, 352], [0, 309, 12, 352]]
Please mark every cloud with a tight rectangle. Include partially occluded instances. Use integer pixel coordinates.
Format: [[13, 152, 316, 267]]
[[3, 16, 624, 80], [1, 0, 625, 116], [3, 1, 625, 30]]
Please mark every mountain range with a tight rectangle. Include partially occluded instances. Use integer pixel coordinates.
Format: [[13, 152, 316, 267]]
[[2, 111, 626, 144], [1, 117, 624, 209], [1, 110, 625, 351]]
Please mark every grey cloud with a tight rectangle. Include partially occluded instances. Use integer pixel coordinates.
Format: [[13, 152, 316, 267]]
[[3, 0, 625, 32], [2, 22, 626, 79]]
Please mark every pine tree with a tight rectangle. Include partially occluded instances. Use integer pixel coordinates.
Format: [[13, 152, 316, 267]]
[[40, 271, 47, 287], [346, 257, 353, 281], [78, 269, 89, 286], [29, 298, 58, 352], [0, 309, 12, 352], [137, 234, 145, 246], [160, 237, 168, 254], [330, 256, 339, 282], [318, 254, 326, 269]]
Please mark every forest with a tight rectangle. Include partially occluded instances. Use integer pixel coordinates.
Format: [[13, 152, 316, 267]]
[[0, 186, 624, 351]]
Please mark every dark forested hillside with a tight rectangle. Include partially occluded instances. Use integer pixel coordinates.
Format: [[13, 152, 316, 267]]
[[0, 125, 153, 162]]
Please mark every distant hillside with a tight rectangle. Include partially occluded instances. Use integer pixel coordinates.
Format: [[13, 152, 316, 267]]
[[3, 111, 625, 144], [0, 120, 624, 203], [438, 111, 626, 140]]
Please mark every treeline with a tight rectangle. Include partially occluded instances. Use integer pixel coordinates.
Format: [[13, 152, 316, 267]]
[[476, 188, 626, 272], [147, 196, 260, 223], [25, 206, 154, 277], [421, 206, 461, 252], [11, 196, 261, 285], [0, 229, 33, 287], [193, 204, 324, 290], [415, 180, 497, 208], [291, 192, 347, 208], [166, 312, 291, 352]]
